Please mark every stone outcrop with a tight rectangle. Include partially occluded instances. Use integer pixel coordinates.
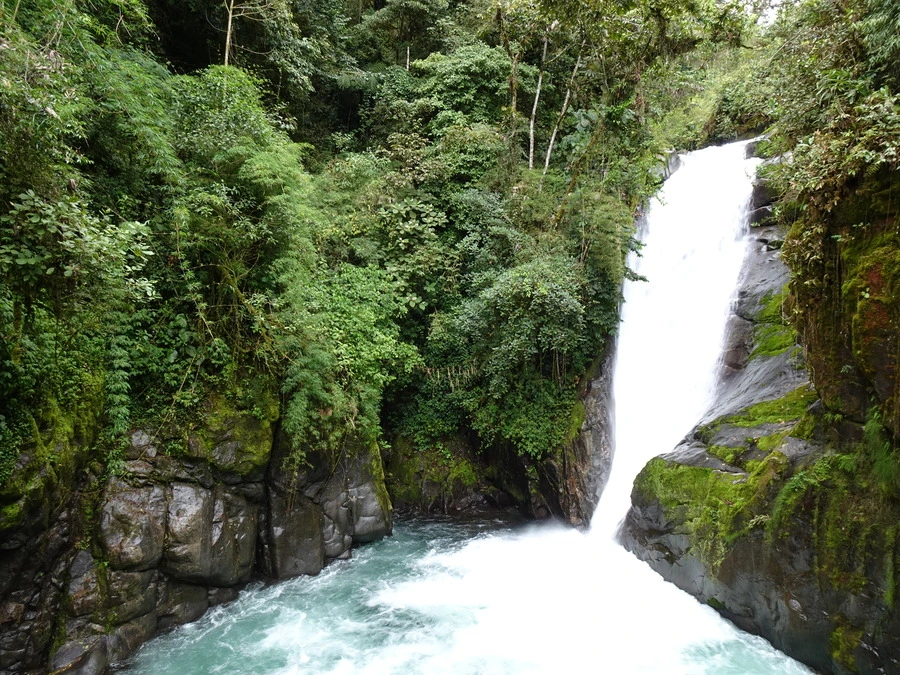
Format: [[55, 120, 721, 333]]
[[532, 343, 616, 527], [621, 168, 900, 674], [783, 165, 899, 435], [0, 390, 393, 674], [383, 345, 615, 528]]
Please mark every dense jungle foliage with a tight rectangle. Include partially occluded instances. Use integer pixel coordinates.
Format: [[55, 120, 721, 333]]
[[0, 0, 895, 486]]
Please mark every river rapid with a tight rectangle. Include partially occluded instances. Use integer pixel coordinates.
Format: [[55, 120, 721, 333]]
[[123, 141, 813, 675]]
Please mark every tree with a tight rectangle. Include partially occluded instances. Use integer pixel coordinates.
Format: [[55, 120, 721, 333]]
[[222, 0, 283, 65]]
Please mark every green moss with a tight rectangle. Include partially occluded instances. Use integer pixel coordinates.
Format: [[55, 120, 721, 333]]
[[751, 286, 799, 359], [791, 409, 819, 440], [767, 449, 900, 598], [188, 386, 279, 475], [719, 385, 817, 428], [0, 370, 105, 536], [367, 439, 393, 518], [830, 618, 862, 672], [753, 324, 798, 358], [566, 400, 587, 443], [884, 526, 897, 609], [756, 431, 788, 452], [707, 445, 738, 464], [0, 500, 24, 528], [385, 434, 486, 509], [633, 452, 787, 571]]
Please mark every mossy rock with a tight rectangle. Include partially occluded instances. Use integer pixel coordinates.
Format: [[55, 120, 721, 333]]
[[633, 449, 787, 571], [784, 168, 899, 433], [385, 434, 490, 512], [751, 285, 799, 360], [185, 387, 279, 477], [0, 371, 105, 536]]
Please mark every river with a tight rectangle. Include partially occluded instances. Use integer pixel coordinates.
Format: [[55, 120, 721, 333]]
[[122, 141, 813, 674]]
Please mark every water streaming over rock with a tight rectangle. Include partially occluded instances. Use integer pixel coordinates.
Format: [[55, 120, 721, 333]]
[[123, 141, 813, 674]]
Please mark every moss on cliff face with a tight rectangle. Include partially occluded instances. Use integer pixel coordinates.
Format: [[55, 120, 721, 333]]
[[384, 435, 487, 512], [366, 439, 393, 523], [186, 387, 279, 477], [783, 169, 900, 434], [0, 369, 106, 535], [631, 391, 900, 673], [721, 385, 818, 428], [752, 286, 799, 359], [634, 449, 789, 571]]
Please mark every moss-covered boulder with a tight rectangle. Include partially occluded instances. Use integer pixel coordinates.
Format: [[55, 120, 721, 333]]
[[185, 390, 280, 480], [624, 398, 900, 674]]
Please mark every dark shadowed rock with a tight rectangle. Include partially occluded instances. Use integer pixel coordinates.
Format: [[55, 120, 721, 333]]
[[748, 205, 773, 226], [3, 379, 396, 672], [209, 489, 258, 586], [67, 550, 101, 617], [107, 569, 157, 623], [208, 586, 239, 606], [314, 474, 354, 559], [49, 635, 108, 675], [125, 430, 158, 460], [106, 612, 156, 664], [264, 491, 324, 579], [156, 580, 208, 632]]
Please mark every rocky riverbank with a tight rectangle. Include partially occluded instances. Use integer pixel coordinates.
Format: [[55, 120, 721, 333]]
[[0, 391, 391, 674], [622, 159, 900, 674]]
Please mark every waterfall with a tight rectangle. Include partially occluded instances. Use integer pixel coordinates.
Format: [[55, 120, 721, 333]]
[[124, 141, 812, 674], [591, 140, 759, 537]]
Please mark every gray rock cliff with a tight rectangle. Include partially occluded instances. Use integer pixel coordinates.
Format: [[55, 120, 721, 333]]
[[0, 393, 393, 674]]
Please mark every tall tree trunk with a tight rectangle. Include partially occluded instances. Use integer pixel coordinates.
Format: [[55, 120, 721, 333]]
[[497, 8, 521, 156], [529, 34, 549, 170], [224, 0, 235, 65], [543, 43, 584, 176]]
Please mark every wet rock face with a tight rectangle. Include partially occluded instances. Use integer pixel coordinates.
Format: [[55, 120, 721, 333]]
[[623, 430, 900, 675], [264, 491, 324, 578], [536, 343, 616, 528], [622, 171, 900, 674], [783, 167, 900, 433], [100, 480, 167, 572], [260, 438, 393, 577], [2, 391, 395, 674]]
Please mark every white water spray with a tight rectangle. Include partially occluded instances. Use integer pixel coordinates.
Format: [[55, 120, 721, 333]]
[[127, 142, 812, 674]]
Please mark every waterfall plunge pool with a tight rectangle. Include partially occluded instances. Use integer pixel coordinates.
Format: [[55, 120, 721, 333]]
[[122, 141, 813, 675]]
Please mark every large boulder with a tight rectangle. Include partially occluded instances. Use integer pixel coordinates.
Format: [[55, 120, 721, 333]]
[[161, 483, 258, 586], [263, 491, 324, 578], [100, 480, 166, 571], [156, 580, 209, 632], [5, 379, 398, 672], [208, 489, 258, 585], [107, 569, 157, 624], [163, 483, 213, 582]]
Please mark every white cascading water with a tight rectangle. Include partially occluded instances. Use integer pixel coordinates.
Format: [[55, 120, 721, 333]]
[[592, 139, 759, 535], [125, 141, 813, 674]]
